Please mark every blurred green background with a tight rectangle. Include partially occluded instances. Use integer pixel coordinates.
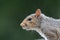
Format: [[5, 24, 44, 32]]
[[0, 0, 60, 40]]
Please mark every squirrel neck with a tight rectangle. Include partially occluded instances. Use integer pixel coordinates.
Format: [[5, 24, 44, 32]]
[[33, 14, 60, 40], [34, 13, 60, 33], [32, 13, 60, 32], [40, 13, 60, 28]]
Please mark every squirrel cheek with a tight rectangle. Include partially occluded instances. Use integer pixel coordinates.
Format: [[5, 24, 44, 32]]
[[29, 22, 36, 28]]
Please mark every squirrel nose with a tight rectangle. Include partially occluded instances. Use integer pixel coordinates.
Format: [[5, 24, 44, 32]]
[[20, 22, 27, 27], [20, 23, 25, 27]]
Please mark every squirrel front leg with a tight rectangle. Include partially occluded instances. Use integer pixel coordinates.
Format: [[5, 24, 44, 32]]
[[56, 28, 60, 40], [44, 30, 59, 40]]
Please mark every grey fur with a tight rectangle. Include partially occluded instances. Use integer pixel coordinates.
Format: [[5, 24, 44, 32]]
[[37, 13, 60, 40], [20, 13, 60, 40]]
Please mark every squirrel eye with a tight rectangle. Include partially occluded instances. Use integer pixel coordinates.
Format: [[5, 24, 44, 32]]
[[28, 18, 32, 21]]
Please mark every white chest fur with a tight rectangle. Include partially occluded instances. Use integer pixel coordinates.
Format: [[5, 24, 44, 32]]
[[34, 29, 48, 40]]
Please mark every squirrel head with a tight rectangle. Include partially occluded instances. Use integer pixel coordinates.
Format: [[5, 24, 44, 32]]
[[20, 9, 42, 30]]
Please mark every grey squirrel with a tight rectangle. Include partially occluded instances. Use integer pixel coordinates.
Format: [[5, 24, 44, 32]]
[[20, 9, 60, 40]]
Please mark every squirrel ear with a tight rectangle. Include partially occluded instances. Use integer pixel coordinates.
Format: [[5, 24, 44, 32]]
[[35, 9, 41, 17]]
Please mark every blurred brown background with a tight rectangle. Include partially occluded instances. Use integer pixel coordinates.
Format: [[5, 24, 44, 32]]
[[0, 0, 60, 40]]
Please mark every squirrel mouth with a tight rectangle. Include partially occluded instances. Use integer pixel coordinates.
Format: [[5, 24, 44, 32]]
[[22, 26, 29, 29]]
